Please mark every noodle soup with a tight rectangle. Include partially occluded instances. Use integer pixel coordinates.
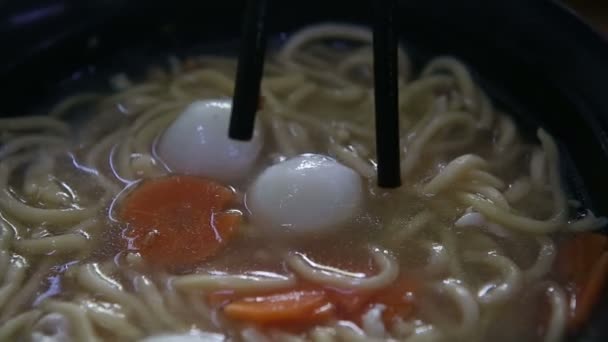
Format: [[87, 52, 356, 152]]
[[0, 24, 606, 342]]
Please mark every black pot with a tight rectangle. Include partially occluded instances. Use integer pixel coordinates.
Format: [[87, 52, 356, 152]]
[[1, 0, 607, 340]]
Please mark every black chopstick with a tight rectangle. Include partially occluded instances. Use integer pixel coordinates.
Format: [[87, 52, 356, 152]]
[[229, 0, 269, 141], [230, 0, 401, 187], [372, 0, 401, 188]]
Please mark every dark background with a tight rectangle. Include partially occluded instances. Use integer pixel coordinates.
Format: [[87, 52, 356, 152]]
[[565, 0, 608, 34]]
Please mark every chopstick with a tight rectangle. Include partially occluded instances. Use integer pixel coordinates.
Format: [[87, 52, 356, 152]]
[[372, 0, 401, 188], [229, 0, 402, 188], [229, 0, 268, 141]]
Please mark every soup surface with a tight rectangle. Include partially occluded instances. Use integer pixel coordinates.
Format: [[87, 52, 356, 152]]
[[0, 24, 607, 342]]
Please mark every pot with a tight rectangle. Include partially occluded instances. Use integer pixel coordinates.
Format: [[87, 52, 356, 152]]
[[1, 0, 607, 340]]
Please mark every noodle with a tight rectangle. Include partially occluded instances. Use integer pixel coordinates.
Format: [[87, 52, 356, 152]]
[[503, 177, 532, 203], [173, 272, 297, 293], [0, 23, 604, 342], [41, 300, 100, 342], [85, 304, 144, 340], [0, 258, 58, 320], [0, 310, 41, 341], [401, 113, 477, 177], [385, 210, 434, 244], [0, 135, 67, 159], [421, 58, 479, 116], [76, 263, 164, 330], [0, 255, 28, 309], [540, 282, 568, 342], [48, 93, 103, 118], [132, 275, 184, 330], [13, 234, 88, 255], [422, 154, 487, 195], [522, 237, 556, 282], [0, 116, 70, 135], [430, 279, 480, 337], [463, 253, 523, 305], [287, 246, 398, 290]]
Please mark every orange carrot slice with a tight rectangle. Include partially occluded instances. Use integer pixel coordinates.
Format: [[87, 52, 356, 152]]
[[120, 175, 240, 268], [555, 232, 608, 332], [212, 259, 418, 329], [374, 277, 418, 324], [325, 288, 373, 320], [223, 290, 333, 326], [218, 277, 418, 328], [569, 251, 608, 331], [208, 290, 238, 307]]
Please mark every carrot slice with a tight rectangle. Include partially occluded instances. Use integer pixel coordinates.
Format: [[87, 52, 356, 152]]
[[120, 175, 240, 268], [212, 267, 418, 329], [319, 277, 418, 325], [208, 290, 237, 307], [568, 251, 608, 331], [223, 290, 333, 326], [555, 233, 608, 332], [556, 233, 607, 282], [374, 277, 418, 324], [325, 288, 373, 319]]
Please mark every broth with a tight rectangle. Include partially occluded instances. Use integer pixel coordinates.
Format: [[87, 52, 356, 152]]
[[0, 24, 606, 342]]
